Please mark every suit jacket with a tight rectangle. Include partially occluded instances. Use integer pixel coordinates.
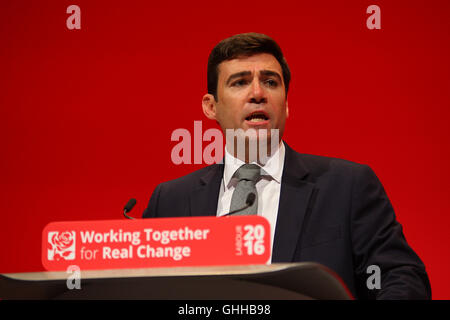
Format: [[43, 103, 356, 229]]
[[143, 143, 431, 299]]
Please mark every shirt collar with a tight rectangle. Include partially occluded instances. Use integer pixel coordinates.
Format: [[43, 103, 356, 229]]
[[223, 141, 286, 189]]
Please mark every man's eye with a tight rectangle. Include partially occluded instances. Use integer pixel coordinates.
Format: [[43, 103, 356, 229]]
[[232, 79, 248, 87], [264, 79, 278, 87]]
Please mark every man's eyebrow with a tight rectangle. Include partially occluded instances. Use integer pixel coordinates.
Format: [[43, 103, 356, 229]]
[[226, 71, 252, 85], [225, 70, 282, 86]]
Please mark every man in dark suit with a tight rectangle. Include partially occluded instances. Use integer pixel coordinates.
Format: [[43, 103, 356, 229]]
[[143, 33, 431, 299]]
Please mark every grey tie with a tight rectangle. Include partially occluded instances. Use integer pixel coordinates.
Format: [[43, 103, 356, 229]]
[[229, 164, 261, 215]]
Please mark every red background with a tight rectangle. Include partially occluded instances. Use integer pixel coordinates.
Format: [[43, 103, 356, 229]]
[[1, 0, 449, 298]]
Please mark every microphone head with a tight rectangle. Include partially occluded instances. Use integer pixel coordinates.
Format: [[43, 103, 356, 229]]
[[246, 193, 256, 206], [124, 198, 137, 212]]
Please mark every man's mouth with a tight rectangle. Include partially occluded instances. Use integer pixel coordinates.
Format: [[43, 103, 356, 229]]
[[245, 111, 269, 123]]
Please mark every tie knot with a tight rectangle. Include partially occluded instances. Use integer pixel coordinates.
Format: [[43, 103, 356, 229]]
[[234, 164, 261, 182]]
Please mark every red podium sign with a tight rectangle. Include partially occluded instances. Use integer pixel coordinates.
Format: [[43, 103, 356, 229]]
[[42, 216, 270, 271]]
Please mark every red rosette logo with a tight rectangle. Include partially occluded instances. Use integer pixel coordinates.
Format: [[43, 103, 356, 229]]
[[48, 231, 76, 261]]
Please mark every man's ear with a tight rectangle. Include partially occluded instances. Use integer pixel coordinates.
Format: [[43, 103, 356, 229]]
[[202, 93, 217, 120], [286, 100, 289, 118]]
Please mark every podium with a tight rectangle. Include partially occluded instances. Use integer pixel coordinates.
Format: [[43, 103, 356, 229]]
[[0, 262, 353, 299]]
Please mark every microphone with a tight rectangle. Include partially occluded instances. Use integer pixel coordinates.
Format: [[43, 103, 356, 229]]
[[222, 193, 256, 216], [123, 198, 137, 220]]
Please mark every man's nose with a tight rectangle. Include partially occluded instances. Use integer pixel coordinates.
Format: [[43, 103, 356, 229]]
[[248, 79, 267, 104]]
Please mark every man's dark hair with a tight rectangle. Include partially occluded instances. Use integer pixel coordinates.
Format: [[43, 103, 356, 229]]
[[207, 32, 291, 101]]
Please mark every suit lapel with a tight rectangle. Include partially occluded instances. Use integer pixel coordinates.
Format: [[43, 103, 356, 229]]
[[272, 143, 315, 262], [189, 164, 224, 217]]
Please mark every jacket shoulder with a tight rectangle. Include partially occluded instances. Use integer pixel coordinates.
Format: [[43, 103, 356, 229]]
[[293, 151, 374, 182], [300, 152, 368, 170], [157, 164, 222, 191]]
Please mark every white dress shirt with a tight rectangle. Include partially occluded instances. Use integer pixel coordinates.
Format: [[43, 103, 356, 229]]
[[216, 142, 286, 263]]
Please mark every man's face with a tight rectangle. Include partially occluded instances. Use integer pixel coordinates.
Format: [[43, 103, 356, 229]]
[[203, 53, 289, 143]]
